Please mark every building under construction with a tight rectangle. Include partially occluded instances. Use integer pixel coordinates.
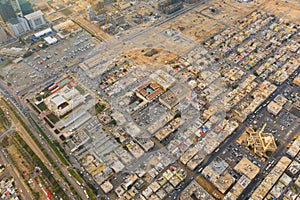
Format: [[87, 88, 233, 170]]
[[158, 0, 183, 15]]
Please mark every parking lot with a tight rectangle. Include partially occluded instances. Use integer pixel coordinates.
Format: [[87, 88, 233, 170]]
[[220, 142, 262, 168], [132, 102, 169, 128], [0, 31, 98, 92]]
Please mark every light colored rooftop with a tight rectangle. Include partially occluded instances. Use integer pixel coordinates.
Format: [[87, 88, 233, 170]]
[[234, 157, 260, 179], [24, 10, 44, 20], [51, 95, 66, 108]]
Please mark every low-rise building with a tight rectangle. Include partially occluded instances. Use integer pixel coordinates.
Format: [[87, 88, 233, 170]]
[[150, 70, 176, 91], [250, 156, 291, 200], [286, 135, 300, 158], [44, 85, 85, 117], [267, 101, 283, 116], [159, 83, 190, 109], [293, 74, 300, 87], [101, 181, 113, 193], [234, 157, 260, 179]]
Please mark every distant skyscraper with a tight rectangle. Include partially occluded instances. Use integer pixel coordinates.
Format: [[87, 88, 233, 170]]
[[17, 0, 34, 16], [89, 0, 104, 15], [7, 16, 30, 36], [87, 4, 96, 21], [0, 0, 17, 22]]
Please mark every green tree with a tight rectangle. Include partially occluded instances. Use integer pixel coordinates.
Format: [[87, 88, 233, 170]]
[[253, 70, 259, 76]]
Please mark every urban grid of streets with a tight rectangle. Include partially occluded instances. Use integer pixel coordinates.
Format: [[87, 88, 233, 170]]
[[0, 0, 299, 200]]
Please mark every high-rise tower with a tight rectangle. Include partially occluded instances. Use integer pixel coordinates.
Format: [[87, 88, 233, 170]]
[[17, 0, 34, 16], [0, 0, 17, 22]]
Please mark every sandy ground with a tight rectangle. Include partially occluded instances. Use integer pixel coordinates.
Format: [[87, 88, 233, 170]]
[[125, 48, 178, 68], [162, 10, 226, 43]]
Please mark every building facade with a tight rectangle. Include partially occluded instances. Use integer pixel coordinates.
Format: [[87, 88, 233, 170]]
[[24, 10, 46, 29], [7, 17, 30, 36], [0, 0, 17, 22], [0, 25, 8, 42], [17, 0, 34, 16]]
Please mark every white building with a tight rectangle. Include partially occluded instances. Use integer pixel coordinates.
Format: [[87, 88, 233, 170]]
[[24, 10, 46, 29], [7, 17, 30, 37], [44, 36, 57, 45], [45, 85, 85, 117]]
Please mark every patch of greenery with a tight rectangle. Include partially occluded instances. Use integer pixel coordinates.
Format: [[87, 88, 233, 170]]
[[36, 102, 47, 111], [12, 132, 68, 199], [253, 70, 259, 76], [231, 84, 239, 89], [23, 51, 33, 58], [95, 103, 106, 114], [31, 118, 69, 166], [1, 136, 9, 148], [75, 86, 85, 95], [46, 113, 59, 124], [68, 169, 97, 200], [0, 107, 9, 131], [60, 8, 71, 16]]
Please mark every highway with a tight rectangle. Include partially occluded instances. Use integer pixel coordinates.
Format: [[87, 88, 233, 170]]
[[0, 149, 33, 200], [28, 112, 96, 199], [0, 85, 90, 199]]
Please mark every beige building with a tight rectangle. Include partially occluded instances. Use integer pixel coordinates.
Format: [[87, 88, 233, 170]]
[[267, 101, 282, 116], [149, 70, 176, 91], [44, 85, 85, 117], [293, 74, 300, 87], [234, 157, 260, 179], [246, 124, 277, 157], [89, 0, 104, 14], [159, 83, 190, 109], [250, 156, 291, 200]]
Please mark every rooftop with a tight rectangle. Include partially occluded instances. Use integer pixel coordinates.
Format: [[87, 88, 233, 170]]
[[234, 157, 260, 179], [24, 10, 44, 20]]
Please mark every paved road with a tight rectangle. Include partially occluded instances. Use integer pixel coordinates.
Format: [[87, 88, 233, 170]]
[[0, 149, 33, 200], [196, 69, 300, 199], [85, 0, 211, 61], [0, 90, 89, 199]]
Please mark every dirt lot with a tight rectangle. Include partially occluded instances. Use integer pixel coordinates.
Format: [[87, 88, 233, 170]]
[[259, 0, 300, 23], [221, 0, 300, 23], [1, 62, 42, 89], [165, 0, 299, 44], [162, 10, 226, 43], [200, 1, 252, 26], [125, 48, 178, 68], [196, 175, 224, 199], [6, 139, 45, 199]]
